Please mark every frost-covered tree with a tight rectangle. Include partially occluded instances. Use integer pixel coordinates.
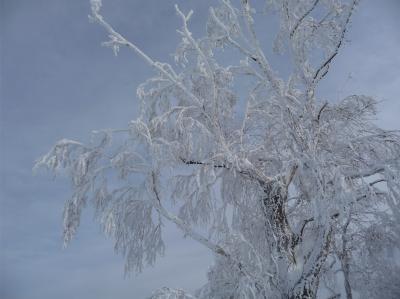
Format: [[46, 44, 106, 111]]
[[36, 0, 400, 298]]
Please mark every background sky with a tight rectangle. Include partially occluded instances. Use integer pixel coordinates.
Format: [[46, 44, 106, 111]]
[[1, 0, 399, 298]]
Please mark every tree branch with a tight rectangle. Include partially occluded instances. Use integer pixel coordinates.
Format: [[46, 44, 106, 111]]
[[150, 171, 275, 282], [309, 0, 357, 92], [150, 171, 230, 258], [240, 0, 283, 96], [346, 167, 385, 180], [290, 0, 321, 38], [317, 102, 328, 122], [180, 157, 274, 186], [89, 2, 205, 108]]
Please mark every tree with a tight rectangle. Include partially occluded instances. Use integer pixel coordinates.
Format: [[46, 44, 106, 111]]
[[36, 0, 400, 298]]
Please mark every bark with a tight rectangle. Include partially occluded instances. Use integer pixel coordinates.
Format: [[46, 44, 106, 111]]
[[261, 180, 333, 299], [262, 180, 297, 264], [340, 217, 353, 299], [342, 264, 353, 299], [289, 228, 333, 299]]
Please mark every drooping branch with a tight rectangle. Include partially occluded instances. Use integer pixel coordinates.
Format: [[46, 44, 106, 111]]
[[150, 171, 275, 283], [150, 171, 229, 258]]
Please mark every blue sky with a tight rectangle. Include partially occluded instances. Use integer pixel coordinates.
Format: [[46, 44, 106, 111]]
[[1, 0, 399, 298]]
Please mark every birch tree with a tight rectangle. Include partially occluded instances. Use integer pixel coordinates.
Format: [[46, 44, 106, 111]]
[[36, 0, 400, 298]]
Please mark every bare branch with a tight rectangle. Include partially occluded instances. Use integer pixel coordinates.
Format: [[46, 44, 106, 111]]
[[290, 0, 321, 38], [309, 0, 357, 92]]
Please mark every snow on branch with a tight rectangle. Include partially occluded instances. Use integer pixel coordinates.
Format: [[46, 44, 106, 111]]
[[37, 1, 400, 298]]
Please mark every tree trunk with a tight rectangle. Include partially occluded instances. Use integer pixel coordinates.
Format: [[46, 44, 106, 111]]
[[340, 215, 353, 299], [343, 267, 353, 299], [262, 181, 296, 264], [289, 227, 333, 299], [262, 180, 333, 299]]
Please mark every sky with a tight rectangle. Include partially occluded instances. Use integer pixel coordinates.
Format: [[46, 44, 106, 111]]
[[0, 0, 399, 298]]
